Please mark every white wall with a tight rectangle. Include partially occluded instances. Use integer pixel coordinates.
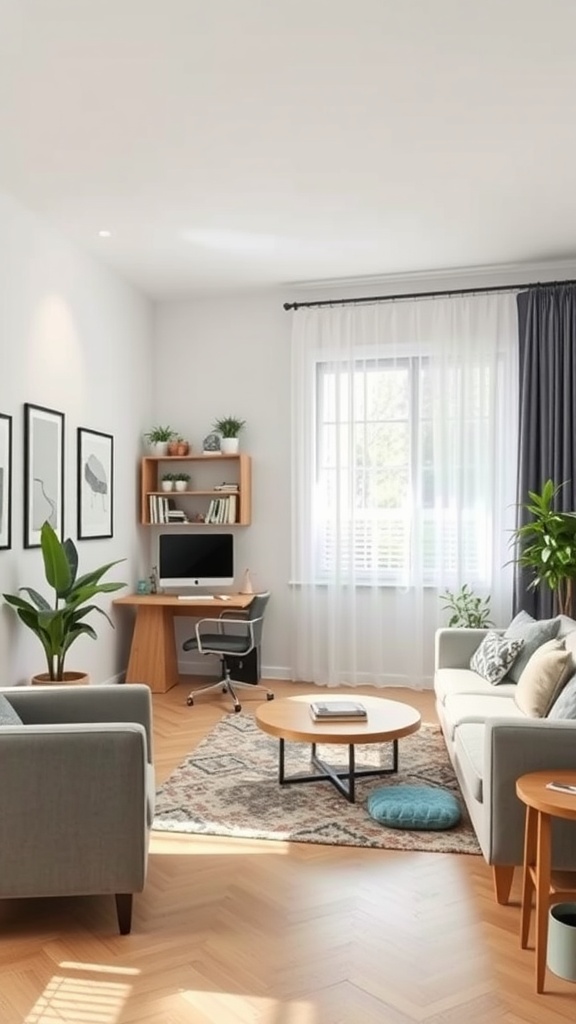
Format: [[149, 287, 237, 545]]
[[154, 260, 576, 684], [153, 291, 293, 678], [0, 191, 154, 685]]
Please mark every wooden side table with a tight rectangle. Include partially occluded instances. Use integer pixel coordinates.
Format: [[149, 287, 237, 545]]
[[516, 770, 576, 993]]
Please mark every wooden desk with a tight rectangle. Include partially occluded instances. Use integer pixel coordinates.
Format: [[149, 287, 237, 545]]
[[516, 770, 576, 993], [113, 593, 254, 693]]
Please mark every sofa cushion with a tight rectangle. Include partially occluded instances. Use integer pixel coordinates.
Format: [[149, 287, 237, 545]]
[[469, 630, 524, 685], [556, 616, 576, 638], [442, 693, 524, 739], [514, 639, 573, 717], [503, 611, 561, 682], [454, 723, 485, 803], [0, 693, 22, 725], [548, 673, 576, 719], [435, 668, 517, 706]]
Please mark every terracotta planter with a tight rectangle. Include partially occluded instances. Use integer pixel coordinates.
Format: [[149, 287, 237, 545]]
[[167, 441, 180, 456], [176, 442, 190, 455], [32, 671, 90, 686]]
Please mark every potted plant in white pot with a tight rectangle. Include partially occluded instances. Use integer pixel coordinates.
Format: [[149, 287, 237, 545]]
[[2, 521, 126, 684], [212, 416, 246, 455], [144, 425, 176, 456], [161, 473, 175, 491], [174, 472, 191, 492]]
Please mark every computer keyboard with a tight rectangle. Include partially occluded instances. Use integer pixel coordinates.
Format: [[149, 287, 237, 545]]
[[177, 594, 216, 601]]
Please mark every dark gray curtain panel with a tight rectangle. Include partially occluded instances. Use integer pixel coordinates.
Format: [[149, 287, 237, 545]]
[[514, 284, 576, 617]]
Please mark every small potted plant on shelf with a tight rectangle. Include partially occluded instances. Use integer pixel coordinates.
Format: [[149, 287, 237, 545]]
[[174, 472, 191, 492], [144, 425, 176, 456], [161, 473, 175, 491], [2, 521, 126, 684], [212, 416, 246, 455]]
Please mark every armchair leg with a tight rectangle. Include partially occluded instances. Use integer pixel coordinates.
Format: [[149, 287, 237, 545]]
[[115, 893, 133, 934], [492, 865, 515, 905]]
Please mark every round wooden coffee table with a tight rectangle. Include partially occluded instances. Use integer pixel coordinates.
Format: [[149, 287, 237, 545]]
[[255, 694, 421, 803]]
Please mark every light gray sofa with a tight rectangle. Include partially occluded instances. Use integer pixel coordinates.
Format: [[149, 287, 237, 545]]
[[434, 622, 576, 904], [0, 683, 154, 933]]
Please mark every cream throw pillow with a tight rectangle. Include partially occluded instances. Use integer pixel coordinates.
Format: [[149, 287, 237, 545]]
[[514, 639, 573, 717]]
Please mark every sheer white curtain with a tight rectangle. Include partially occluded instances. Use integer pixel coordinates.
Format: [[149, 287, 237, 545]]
[[290, 293, 518, 688]]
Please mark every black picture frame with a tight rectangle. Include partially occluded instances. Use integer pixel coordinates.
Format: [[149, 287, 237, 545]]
[[24, 403, 65, 548], [0, 412, 13, 550], [77, 427, 114, 539]]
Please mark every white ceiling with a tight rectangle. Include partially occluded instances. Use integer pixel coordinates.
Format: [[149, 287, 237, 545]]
[[1, 0, 576, 298]]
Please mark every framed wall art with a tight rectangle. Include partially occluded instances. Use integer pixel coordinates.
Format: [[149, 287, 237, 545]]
[[77, 427, 114, 539], [0, 412, 13, 550], [24, 403, 65, 548]]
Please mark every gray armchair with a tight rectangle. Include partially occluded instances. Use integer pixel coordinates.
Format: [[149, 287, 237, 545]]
[[0, 683, 154, 934]]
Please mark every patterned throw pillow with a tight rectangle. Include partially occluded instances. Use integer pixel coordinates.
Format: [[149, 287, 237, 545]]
[[470, 630, 525, 685]]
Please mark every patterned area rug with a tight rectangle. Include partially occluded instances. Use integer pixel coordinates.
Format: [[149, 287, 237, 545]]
[[153, 714, 481, 854]]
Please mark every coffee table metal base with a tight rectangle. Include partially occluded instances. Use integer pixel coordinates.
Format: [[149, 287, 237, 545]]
[[278, 737, 398, 803]]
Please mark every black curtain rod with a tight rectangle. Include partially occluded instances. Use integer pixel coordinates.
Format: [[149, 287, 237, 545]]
[[283, 278, 576, 311]]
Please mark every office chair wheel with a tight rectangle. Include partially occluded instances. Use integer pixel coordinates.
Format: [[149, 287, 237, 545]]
[[267, 693, 274, 700], [186, 696, 194, 706], [234, 703, 242, 713]]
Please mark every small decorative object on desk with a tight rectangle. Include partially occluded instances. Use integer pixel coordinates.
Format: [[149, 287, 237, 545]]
[[310, 701, 367, 721], [202, 432, 221, 454], [240, 568, 254, 594], [149, 565, 159, 594]]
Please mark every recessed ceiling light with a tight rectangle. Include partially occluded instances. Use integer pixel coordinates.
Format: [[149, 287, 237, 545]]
[[98, 230, 111, 238]]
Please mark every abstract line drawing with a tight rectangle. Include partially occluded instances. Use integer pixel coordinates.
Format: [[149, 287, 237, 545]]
[[77, 428, 114, 539], [24, 403, 64, 548], [0, 413, 12, 550]]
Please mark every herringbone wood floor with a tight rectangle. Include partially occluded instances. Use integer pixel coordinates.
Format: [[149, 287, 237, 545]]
[[1, 679, 575, 1023]]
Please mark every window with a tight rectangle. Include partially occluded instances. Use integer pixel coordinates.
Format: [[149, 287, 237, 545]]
[[315, 355, 492, 585]]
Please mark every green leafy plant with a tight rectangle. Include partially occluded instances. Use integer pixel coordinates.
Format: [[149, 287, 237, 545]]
[[174, 472, 190, 482], [212, 416, 246, 438], [2, 521, 126, 681], [509, 478, 576, 615], [439, 584, 493, 628], [161, 472, 176, 481], [144, 425, 176, 443]]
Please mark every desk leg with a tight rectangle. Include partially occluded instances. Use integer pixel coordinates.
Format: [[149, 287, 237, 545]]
[[535, 811, 551, 994], [126, 605, 179, 693], [521, 805, 537, 949]]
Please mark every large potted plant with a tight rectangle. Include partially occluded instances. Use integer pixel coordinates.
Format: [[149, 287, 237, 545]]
[[510, 478, 576, 616], [212, 416, 246, 454], [3, 521, 126, 683]]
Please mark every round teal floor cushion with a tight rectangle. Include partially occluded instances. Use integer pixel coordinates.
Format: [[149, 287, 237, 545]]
[[366, 785, 461, 831]]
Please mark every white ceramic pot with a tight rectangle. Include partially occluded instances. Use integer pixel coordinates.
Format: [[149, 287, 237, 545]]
[[149, 441, 169, 457], [161, 480, 174, 491], [174, 480, 188, 492], [220, 437, 239, 455]]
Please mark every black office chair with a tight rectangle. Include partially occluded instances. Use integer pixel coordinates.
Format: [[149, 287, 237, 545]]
[[183, 592, 274, 712]]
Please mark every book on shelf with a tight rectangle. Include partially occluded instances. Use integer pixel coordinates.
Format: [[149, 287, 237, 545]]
[[214, 482, 239, 492], [309, 700, 367, 721]]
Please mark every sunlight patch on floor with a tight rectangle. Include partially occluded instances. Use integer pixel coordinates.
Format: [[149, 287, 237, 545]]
[[24, 964, 137, 1024]]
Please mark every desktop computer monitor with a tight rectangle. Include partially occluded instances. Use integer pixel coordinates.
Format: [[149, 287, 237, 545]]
[[158, 533, 234, 589]]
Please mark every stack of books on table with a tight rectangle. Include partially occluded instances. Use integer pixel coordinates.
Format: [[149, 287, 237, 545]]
[[309, 700, 368, 722]]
